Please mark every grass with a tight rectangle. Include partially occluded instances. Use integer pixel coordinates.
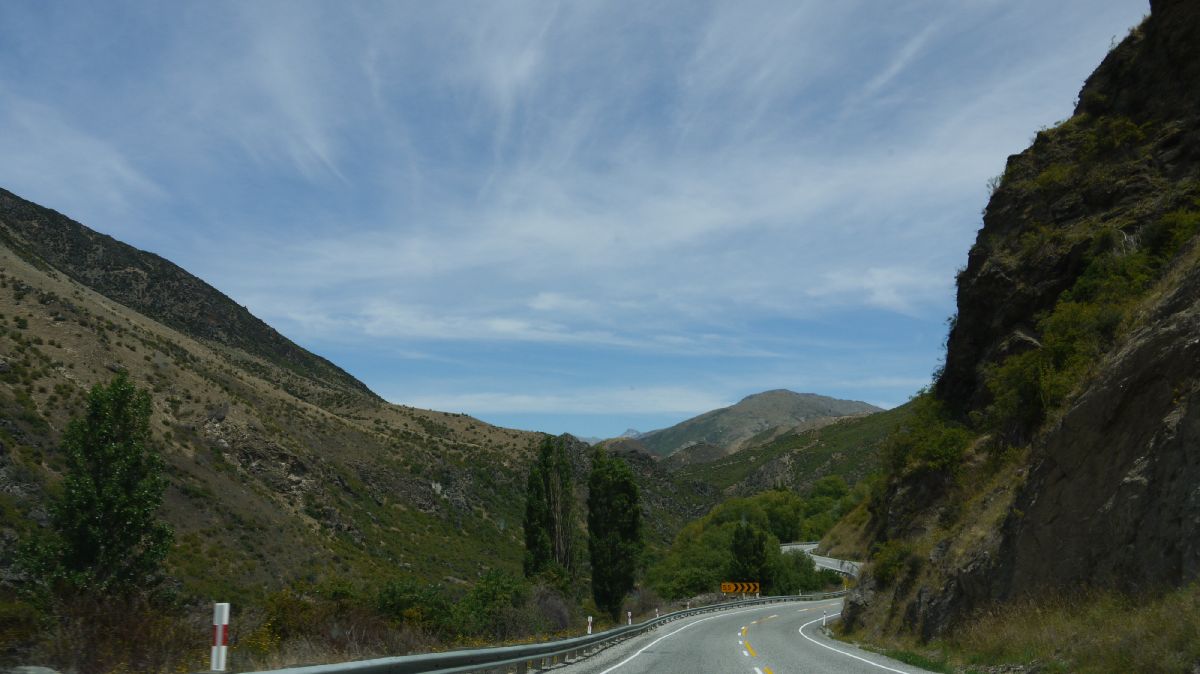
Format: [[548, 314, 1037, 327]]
[[944, 584, 1200, 673], [838, 584, 1200, 674]]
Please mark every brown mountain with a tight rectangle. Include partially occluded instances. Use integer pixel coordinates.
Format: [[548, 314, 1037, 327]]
[[637, 389, 880, 461], [0, 189, 717, 601]]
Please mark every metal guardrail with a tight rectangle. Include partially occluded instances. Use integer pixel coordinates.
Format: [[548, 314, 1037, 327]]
[[242, 592, 848, 674], [780, 542, 862, 578]]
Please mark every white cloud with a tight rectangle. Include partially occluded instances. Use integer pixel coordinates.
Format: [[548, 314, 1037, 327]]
[[859, 22, 941, 99], [401, 386, 732, 415], [0, 89, 162, 225]]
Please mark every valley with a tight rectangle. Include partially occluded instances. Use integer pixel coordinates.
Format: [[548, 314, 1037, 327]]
[[2, 1, 1198, 673]]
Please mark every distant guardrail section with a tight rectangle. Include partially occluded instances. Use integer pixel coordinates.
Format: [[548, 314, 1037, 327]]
[[780, 542, 862, 577], [239, 591, 848, 674]]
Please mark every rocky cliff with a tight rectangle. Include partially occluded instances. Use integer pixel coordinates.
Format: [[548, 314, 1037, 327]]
[[843, 0, 1200, 643]]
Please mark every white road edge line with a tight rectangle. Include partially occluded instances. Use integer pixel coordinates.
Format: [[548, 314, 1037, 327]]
[[754, 668, 764, 674], [798, 613, 909, 674], [597, 605, 769, 674]]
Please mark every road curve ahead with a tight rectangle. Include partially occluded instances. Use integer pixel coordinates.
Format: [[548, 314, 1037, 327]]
[[551, 598, 934, 674]]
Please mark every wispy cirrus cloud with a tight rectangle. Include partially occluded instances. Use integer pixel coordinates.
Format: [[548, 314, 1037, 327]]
[[0, 0, 1149, 436]]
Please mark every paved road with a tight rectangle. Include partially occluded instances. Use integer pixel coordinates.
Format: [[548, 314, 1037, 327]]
[[780, 543, 862, 577], [550, 598, 932, 674]]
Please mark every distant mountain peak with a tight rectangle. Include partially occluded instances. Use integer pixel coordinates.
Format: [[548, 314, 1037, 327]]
[[637, 389, 881, 459]]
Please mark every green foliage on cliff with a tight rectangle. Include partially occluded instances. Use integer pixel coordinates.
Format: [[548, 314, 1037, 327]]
[[984, 201, 1200, 445], [881, 392, 971, 476]]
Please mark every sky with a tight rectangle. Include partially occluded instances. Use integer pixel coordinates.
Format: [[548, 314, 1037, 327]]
[[0, 1, 1148, 439]]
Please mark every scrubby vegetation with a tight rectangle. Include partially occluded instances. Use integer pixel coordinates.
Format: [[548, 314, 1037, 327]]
[[648, 485, 849, 599], [984, 195, 1200, 447], [862, 583, 1200, 674]]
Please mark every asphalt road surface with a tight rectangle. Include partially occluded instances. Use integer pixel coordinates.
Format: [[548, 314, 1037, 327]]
[[550, 598, 933, 674]]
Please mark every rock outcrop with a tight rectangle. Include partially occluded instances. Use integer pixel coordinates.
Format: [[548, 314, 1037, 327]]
[[847, 0, 1200, 641]]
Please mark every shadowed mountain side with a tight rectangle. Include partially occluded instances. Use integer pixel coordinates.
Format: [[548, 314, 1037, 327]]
[[0, 188, 374, 407]]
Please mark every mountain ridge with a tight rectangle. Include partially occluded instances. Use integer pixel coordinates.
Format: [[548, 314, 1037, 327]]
[[636, 389, 880, 460], [0, 187, 376, 406], [0, 187, 724, 603]]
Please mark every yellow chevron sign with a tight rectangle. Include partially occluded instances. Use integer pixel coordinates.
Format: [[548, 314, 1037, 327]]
[[720, 581, 760, 594]]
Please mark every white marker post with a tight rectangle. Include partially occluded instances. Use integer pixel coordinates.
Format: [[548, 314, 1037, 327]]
[[655, 608, 659, 618], [212, 602, 230, 672], [627, 611, 632, 626], [686, 601, 690, 610], [822, 610, 827, 627], [587, 616, 593, 635]]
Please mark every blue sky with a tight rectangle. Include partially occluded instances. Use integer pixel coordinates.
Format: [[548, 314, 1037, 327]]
[[0, 1, 1147, 438]]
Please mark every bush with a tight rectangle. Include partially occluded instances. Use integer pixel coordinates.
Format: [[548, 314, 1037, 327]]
[[882, 392, 971, 476], [871, 541, 921, 588], [647, 485, 860, 600], [450, 570, 528, 640], [984, 207, 1199, 443], [376, 577, 449, 630]]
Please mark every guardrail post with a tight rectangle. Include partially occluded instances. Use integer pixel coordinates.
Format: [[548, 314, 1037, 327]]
[[211, 602, 230, 672]]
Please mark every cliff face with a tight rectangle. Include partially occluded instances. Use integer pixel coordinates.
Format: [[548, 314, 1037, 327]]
[[1004, 259, 1200, 593], [845, 0, 1200, 641], [937, 0, 1200, 417]]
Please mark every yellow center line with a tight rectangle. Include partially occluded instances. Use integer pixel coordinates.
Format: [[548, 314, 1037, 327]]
[[745, 640, 757, 657], [741, 626, 747, 636], [764, 668, 775, 674]]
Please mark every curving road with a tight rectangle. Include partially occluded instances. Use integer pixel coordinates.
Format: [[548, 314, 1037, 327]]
[[550, 597, 933, 674], [780, 543, 863, 577]]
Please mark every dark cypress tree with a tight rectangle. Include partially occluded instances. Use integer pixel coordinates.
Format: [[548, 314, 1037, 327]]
[[522, 436, 576, 577], [587, 448, 643, 619], [22, 373, 173, 596]]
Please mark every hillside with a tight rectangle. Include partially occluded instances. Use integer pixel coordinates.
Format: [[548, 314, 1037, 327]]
[[637, 389, 880, 459], [837, 0, 1200, 662], [0, 189, 718, 606], [676, 402, 911, 496]]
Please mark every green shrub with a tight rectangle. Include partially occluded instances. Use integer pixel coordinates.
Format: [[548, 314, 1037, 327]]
[[984, 208, 1199, 443], [882, 392, 971, 476], [871, 540, 921, 588], [1034, 164, 1073, 190], [450, 570, 529, 640]]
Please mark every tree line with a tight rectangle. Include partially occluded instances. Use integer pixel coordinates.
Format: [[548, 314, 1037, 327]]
[[521, 435, 644, 621]]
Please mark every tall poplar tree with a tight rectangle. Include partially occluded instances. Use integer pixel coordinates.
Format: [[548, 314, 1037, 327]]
[[522, 435, 577, 577], [587, 448, 643, 619], [23, 373, 173, 596]]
